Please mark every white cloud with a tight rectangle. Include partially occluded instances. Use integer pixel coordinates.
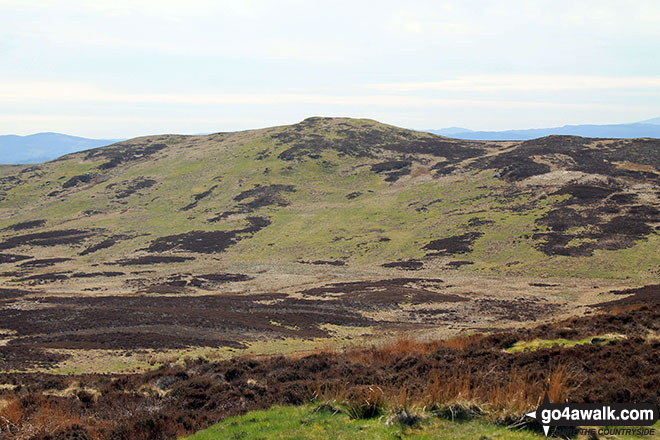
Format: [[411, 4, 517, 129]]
[[2, 80, 660, 113], [369, 75, 660, 92]]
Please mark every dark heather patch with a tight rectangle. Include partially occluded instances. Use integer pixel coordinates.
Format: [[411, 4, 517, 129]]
[[181, 185, 218, 211], [241, 216, 272, 233], [346, 192, 362, 199], [156, 217, 271, 253], [273, 117, 404, 160], [554, 184, 619, 202], [1, 219, 46, 232], [298, 260, 346, 266], [0, 293, 373, 350], [300, 278, 463, 307], [106, 177, 157, 199], [529, 282, 560, 287], [141, 282, 189, 294], [233, 184, 296, 210], [381, 260, 424, 271], [71, 271, 125, 278], [431, 161, 456, 176], [595, 284, 660, 308], [207, 210, 241, 223], [18, 258, 72, 268], [424, 232, 483, 256], [467, 217, 495, 228], [384, 167, 411, 182], [368, 159, 415, 183], [111, 255, 195, 266], [142, 273, 254, 292], [0, 253, 32, 264], [197, 273, 254, 283], [0, 287, 32, 300], [370, 160, 411, 173], [0, 229, 94, 250], [208, 186, 295, 222], [62, 173, 96, 189], [446, 261, 474, 268], [0, 345, 69, 370], [382, 138, 486, 161], [17, 272, 71, 283], [147, 230, 238, 254], [534, 195, 660, 256], [273, 117, 486, 162], [79, 234, 130, 256], [82, 141, 168, 170], [609, 193, 638, 204], [474, 136, 660, 182], [495, 161, 551, 181]]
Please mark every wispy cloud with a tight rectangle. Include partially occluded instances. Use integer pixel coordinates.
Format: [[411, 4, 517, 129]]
[[369, 75, 660, 93], [3, 80, 659, 112]]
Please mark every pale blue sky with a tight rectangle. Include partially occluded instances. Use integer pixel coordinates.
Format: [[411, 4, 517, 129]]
[[2, 0, 660, 137]]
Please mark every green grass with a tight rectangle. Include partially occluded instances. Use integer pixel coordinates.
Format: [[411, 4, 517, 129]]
[[505, 334, 624, 353], [183, 404, 546, 440]]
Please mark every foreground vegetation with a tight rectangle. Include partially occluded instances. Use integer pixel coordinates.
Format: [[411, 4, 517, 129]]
[[184, 404, 546, 440], [2, 288, 660, 439]]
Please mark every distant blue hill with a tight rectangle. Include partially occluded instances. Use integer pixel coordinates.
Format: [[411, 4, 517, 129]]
[[427, 119, 660, 140], [0, 133, 123, 165]]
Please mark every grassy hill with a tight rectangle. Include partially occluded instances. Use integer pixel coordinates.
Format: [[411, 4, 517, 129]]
[[1, 116, 659, 287]]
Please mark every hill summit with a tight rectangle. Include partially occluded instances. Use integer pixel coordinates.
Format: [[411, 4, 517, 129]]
[[1, 116, 659, 292]]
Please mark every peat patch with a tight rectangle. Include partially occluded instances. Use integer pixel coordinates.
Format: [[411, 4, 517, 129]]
[[148, 217, 271, 254], [298, 260, 346, 266], [79, 234, 131, 256], [18, 258, 72, 268], [146, 230, 238, 254], [424, 232, 483, 256], [111, 255, 195, 266], [0, 287, 32, 300], [181, 185, 218, 211], [141, 273, 254, 292], [83, 141, 168, 170], [233, 184, 296, 210], [534, 201, 660, 256], [1, 220, 46, 232], [71, 271, 125, 278], [300, 278, 464, 307], [106, 177, 157, 199], [370, 160, 412, 182], [16, 272, 71, 284], [0, 345, 68, 370], [62, 173, 96, 189], [0, 229, 94, 250], [595, 284, 660, 309], [0, 293, 374, 350], [0, 253, 32, 264], [446, 260, 474, 268], [381, 260, 424, 271]]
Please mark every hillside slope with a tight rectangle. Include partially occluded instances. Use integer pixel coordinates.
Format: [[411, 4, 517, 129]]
[[1, 117, 659, 290]]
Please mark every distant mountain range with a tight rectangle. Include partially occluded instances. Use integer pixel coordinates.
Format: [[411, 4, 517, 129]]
[[2, 117, 660, 165], [0, 133, 122, 165], [427, 117, 660, 140]]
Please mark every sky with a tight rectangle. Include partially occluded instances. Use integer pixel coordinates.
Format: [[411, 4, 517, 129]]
[[1, 0, 660, 138]]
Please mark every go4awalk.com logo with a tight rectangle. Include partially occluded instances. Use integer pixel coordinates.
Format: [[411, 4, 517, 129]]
[[525, 392, 659, 436]]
